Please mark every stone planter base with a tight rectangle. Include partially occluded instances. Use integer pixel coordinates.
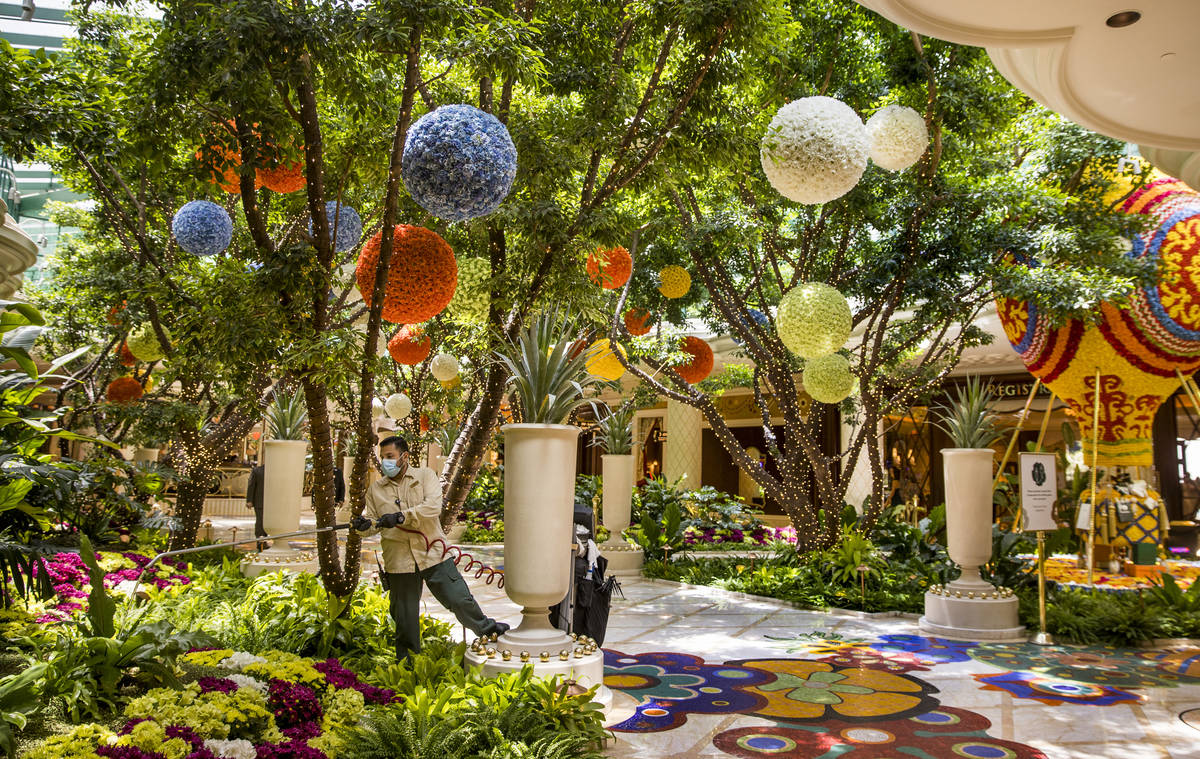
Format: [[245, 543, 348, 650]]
[[600, 541, 644, 576], [465, 631, 613, 714], [920, 588, 1025, 641], [241, 550, 318, 578]]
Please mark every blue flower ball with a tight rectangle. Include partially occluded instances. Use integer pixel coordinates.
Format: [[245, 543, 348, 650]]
[[172, 200, 233, 257], [402, 104, 517, 222], [732, 308, 770, 345], [308, 202, 363, 253]]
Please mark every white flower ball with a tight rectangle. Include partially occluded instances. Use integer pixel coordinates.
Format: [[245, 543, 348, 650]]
[[227, 674, 266, 694], [803, 353, 857, 404], [385, 393, 412, 419], [776, 282, 851, 359], [430, 353, 460, 382], [371, 397, 386, 419], [866, 105, 928, 171], [760, 96, 868, 204]]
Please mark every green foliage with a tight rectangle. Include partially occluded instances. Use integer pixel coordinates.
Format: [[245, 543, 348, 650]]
[[628, 478, 768, 555], [638, 502, 683, 562], [494, 313, 600, 425], [0, 663, 46, 759], [825, 528, 882, 585], [1148, 573, 1200, 614], [78, 537, 115, 639], [934, 377, 1002, 449], [462, 467, 503, 515], [265, 388, 309, 441], [590, 403, 635, 455]]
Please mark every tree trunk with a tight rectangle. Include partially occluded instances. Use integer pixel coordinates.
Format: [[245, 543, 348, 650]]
[[170, 469, 216, 551], [303, 378, 359, 599]]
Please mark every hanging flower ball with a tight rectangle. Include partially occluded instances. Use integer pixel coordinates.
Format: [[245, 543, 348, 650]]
[[624, 308, 653, 336], [430, 353, 460, 382], [448, 257, 490, 323], [387, 325, 432, 365], [172, 200, 233, 257], [385, 393, 412, 420], [674, 336, 714, 384], [731, 308, 770, 346], [256, 161, 306, 194], [587, 246, 632, 290], [401, 104, 518, 221], [803, 353, 856, 404], [143, 374, 156, 392], [419, 414, 430, 433], [658, 266, 692, 299], [866, 104, 928, 171], [440, 376, 462, 390], [372, 397, 386, 419], [106, 301, 126, 326], [106, 376, 143, 404], [117, 342, 137, 367], [356, 225, 458, 324], [760, 96, 869, 204], [777, 282, 851, 359], [585, 339, 626, 381], [308, 202, 362, 253], [127, 323, 172, 363]]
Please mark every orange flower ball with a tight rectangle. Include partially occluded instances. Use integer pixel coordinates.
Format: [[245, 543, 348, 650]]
[[106, 376, 144, 404], [256, 161, 306, 194], [674, 336, 714, 384], [624, 308, 653, 336], [387, 325, 432, 365], [356, 225, 458, 324], [106, 300, 127, 326], [419, 413, 430, 433], [117, 343, 137, 367], [587, 246, 632, 290]]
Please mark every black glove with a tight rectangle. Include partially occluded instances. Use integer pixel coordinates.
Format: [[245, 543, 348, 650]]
[[351, 515, 373, 532], [378, 511, 405, 529]]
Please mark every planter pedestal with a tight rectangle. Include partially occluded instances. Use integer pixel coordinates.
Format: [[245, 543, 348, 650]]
[[600, 542, 644, 576], [598, 454, 643, 576], [920, 447, 1024, 641], [243, 439, 316, 578]]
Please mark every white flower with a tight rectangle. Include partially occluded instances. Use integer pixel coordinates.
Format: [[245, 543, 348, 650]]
[[430, 353, 460, 382], [218, 651, 266, 671], [866, 104, 929, 171], [204, 739, 257, 759], [385, 393, 412, 419], [228, 674, 267, 693], [760, 96, 868, 204]]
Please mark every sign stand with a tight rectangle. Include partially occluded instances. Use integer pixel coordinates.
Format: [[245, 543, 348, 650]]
[[1033, 531, 1053, 645], [1019, 451, 1058, 646]]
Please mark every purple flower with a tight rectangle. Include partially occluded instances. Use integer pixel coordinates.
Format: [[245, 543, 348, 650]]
[[255, 742, 327, 759], [268, 679, 322, 729], [98, 746, 166, 759], [197, 677, 239, 695], [313, 659, 397, 704], [165, 725, 206, 750], [119, 719, 151, 735], [281, 722, 321, 740]]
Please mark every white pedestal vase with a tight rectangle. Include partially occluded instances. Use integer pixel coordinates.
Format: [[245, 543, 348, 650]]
[[464, 424, 612, 712], [599, 454, 643, 576], [243, 439, 316, 577], [132, 448, 160, 465], [920, 448, 1024, 640]]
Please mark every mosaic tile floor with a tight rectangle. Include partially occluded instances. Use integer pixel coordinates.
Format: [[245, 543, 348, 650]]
[[262, 522, 1200, 758]]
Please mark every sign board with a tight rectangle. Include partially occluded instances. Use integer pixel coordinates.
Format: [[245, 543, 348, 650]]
[[1019, 452, 1058, 532]]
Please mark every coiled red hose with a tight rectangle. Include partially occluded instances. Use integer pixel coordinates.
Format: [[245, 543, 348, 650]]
[[398, 527, 505, 588]]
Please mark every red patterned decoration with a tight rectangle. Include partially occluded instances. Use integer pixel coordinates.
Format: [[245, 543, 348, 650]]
[[356, 225, 458, 324]]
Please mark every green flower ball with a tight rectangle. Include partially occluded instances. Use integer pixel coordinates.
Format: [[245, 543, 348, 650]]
[[776, 282, 850, 358], [803, 353, 856, 404], [449, 257, 490, 323], [127, 323, 172, 362]]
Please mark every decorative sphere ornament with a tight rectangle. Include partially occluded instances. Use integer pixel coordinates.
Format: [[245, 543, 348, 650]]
[[401, 104, 518, 221], [624, 308, 653, 336], [371, 397, 386, 419], [117, 343, 137, 367], [731, 308, 769, 345], [803, 353, 856, 404], [256, 161, 306, 194], [356, 225, 458, 324], [448, 257, 490, 323], [420, 413, 430, 433], [674, 336, 714, 384], [127, 323, 172, 363], [430, 353, 460, 382], [387, 325, 432, 365], [385, 393, 412, 420], [658, 266, 691, 299], [172, 200, 233, 257], [309, 202, 362, 253], [776, 282, 851, 359], [106, 376, 143, 404], [760, 96, 868, 204], [585, 339, 626, 381], [587, 246, 632, 290], [865, 104, 928, 171]]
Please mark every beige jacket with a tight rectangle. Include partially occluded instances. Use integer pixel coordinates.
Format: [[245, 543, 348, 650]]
[[359, 465, 448, 573]]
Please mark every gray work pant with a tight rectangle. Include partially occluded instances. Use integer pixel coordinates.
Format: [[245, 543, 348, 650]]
[[384, 559, 496, 659]]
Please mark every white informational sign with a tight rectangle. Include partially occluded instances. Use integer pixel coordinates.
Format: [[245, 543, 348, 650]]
[[1019, 452, 1059, 533]]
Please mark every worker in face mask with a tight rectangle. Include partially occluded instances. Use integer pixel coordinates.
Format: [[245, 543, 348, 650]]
[[351, 435, 508, 658]]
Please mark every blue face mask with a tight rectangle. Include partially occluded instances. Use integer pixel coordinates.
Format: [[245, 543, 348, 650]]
[[381, 459, 403, 478]]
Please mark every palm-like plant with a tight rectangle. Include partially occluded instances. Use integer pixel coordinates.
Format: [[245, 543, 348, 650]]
[[935, 376, 1002, 449], [494, 313, 601, 425], [590, 402, 636, 455], [265, 388, 308, 441]]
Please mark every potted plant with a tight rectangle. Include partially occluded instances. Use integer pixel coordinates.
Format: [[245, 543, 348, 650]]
[[258, 388, 309, 560], [490, 312, 601, 647], [933, 376, 1002, 592], [591, 403, 643, 572]]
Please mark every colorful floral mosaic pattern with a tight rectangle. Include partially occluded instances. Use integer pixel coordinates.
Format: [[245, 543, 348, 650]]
[[713, 706, 1047, 758], [969, 642, 1200, 689], [870, 634, 976, 664], [974, 670, 1142, 707]]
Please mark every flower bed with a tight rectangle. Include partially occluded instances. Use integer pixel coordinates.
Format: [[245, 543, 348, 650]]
[[681, 524, 797, 549], [1028, 554, 1199, 592], [31, 550, 190, 624]]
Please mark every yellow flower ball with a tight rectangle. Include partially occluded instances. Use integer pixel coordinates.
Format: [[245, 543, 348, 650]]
[[803, 353, 857, 404], [658, 266, 691, 299], [777, 281, 851, 359], [127, 323, 172, 362], [585, 339, 626, 381]]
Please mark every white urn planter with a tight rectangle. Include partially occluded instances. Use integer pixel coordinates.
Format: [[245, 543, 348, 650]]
[[243, 439, 316, 577], [464, 423, 612, 711], [599, 453, 643, 576], [920, 448, 1024, 640], [132, 447, 160, 465]]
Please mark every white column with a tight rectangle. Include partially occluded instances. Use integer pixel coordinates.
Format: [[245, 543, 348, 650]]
[[841, 413, 876, 513], [664, 399, 703, 489]]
